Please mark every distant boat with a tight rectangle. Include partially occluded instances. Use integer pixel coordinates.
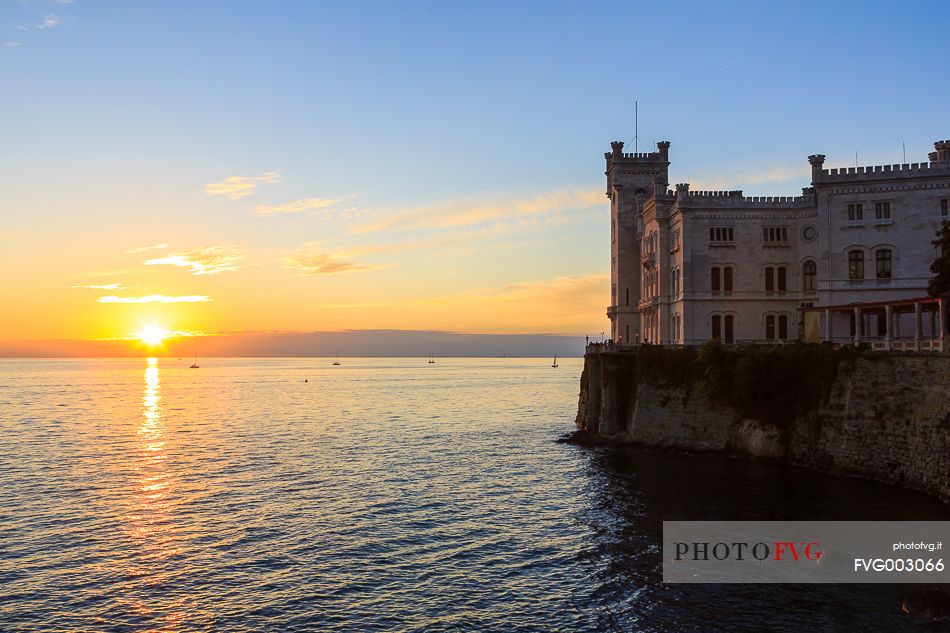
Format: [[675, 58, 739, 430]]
[[332, 352, 341, 366], [189, 351, 199, 369], [428, 353, 435, 364], [551, 354, 558, 368]]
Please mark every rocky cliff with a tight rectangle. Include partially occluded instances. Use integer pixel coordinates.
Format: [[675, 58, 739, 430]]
[[575, 345, 950, 503]]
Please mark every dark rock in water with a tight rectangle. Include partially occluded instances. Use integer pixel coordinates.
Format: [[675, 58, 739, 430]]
[[556, 430, 610, 447], [902, 587, 950, 623]]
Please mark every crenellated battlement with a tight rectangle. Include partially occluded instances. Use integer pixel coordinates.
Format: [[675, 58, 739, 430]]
[[813, 140, 950, 183], [671, 183, 814, 208], [604, 150, 667, 162], [929, 139, 950, 163], [671, 185, 815, 210], [686, 189, 744, 198], [605, 140, 671, 164], [605, 140, 671, 197], [814, 160, 950, 183]]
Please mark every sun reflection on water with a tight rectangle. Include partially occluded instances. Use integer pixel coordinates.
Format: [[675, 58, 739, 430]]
[[125, 357, 183, 627]]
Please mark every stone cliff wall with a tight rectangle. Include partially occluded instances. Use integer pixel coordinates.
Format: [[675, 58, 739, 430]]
[[576, 348, 950, 503]]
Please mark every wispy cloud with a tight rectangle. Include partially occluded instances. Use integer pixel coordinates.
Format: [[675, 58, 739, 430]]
[[54, 0, 74, 5], [36, 14, 59, 29], [681, 164, 810, 191], [317, 273, 609, 333], [353, 187, 604, 234], [78, 267, 155, 279], [281, 244, 391, 275], [98, 295, 212, 304], [144, 246, 244, 276], [281, 225, 504, 276], [204, 171, 280, 199], [4, 41, 21, 48], [429, 273, 608, 313], [126, 242, 169, 254], [255, 197, 342, 215], [72, 283, 124, 290]]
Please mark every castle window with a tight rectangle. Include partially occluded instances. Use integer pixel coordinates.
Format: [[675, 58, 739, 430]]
[[777, 266, 787, 293], [779, 315, 789, 340], [875, 201, 891, 220], [876, 249, 892, 279], [942, 198, 949, 217], [848, 250, 864, 280], [711, 266, 721, 293], [765, 266, 774, 293], [711, 315, 721, 340], [724, 315, 734, 344], [803, 260, 817, 292], [762, 227, 788, 243], [765, 315, 776, 340], [625, 287, 630, 306], [723, 266, 733, 293], [848, 203, 863, 221], [709, 226, 734, 243]]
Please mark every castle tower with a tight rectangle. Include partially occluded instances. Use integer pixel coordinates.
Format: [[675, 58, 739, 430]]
[[930, 140, 950, 164], [605, 140, 670, 343]]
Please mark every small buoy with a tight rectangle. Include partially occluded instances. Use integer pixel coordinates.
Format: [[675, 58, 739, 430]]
[[304, 379, 308, 383]]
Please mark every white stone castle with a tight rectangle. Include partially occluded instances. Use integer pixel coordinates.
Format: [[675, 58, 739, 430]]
[[605, 139, 950, 350]]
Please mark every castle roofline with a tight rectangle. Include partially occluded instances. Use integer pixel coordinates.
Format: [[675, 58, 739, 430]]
[[809, 139, 950, 184]]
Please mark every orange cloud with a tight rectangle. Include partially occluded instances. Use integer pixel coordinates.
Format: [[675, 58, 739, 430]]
[[317, 273, 609, 333], [679, 164, 810, 191], [281, 245, 390, 275], [144, 246, 244, 275], [126, 242, 169, 253], [97, 295, 212, 304], [71, 283, 124, 290], [204, 171, 281, 199], [255, 197, 342, 215], [353, 187, 604, 234]]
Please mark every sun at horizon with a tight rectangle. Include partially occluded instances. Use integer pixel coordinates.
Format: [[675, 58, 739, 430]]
[[135, 325, 171, 347]]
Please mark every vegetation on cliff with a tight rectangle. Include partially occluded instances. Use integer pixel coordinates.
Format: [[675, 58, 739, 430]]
[[635, 341, 864, 426], [928, 220, 950, 297]]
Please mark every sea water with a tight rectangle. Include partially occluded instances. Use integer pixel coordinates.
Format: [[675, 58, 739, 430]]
[[1, 357, 947, 632]]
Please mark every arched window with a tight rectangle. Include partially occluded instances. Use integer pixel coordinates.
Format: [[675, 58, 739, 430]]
[[779, 315, 789, 340], [711, 314, 722, 340], [723, 266, 734, 293], [765, 314, 776, 340], [848, 250, 864, 280], [711, 266, 721, 293], [803, 260, 817, 291], [876, 249, 892, 279]]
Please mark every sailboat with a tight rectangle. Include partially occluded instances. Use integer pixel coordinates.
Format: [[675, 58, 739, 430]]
[[332, 352, 341, 366], [189, 351, 199, 369], [551, 354, 558, 368], [428, 353, 435, 364]]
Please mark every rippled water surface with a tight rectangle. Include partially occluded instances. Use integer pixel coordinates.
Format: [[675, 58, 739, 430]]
[[1, 357, 948, 632]]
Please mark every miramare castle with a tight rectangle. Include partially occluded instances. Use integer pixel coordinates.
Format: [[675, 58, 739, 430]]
[[606, 138, 950, 351]]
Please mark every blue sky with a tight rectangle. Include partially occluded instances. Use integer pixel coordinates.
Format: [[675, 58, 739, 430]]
[[1, 0, 948, 347]]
